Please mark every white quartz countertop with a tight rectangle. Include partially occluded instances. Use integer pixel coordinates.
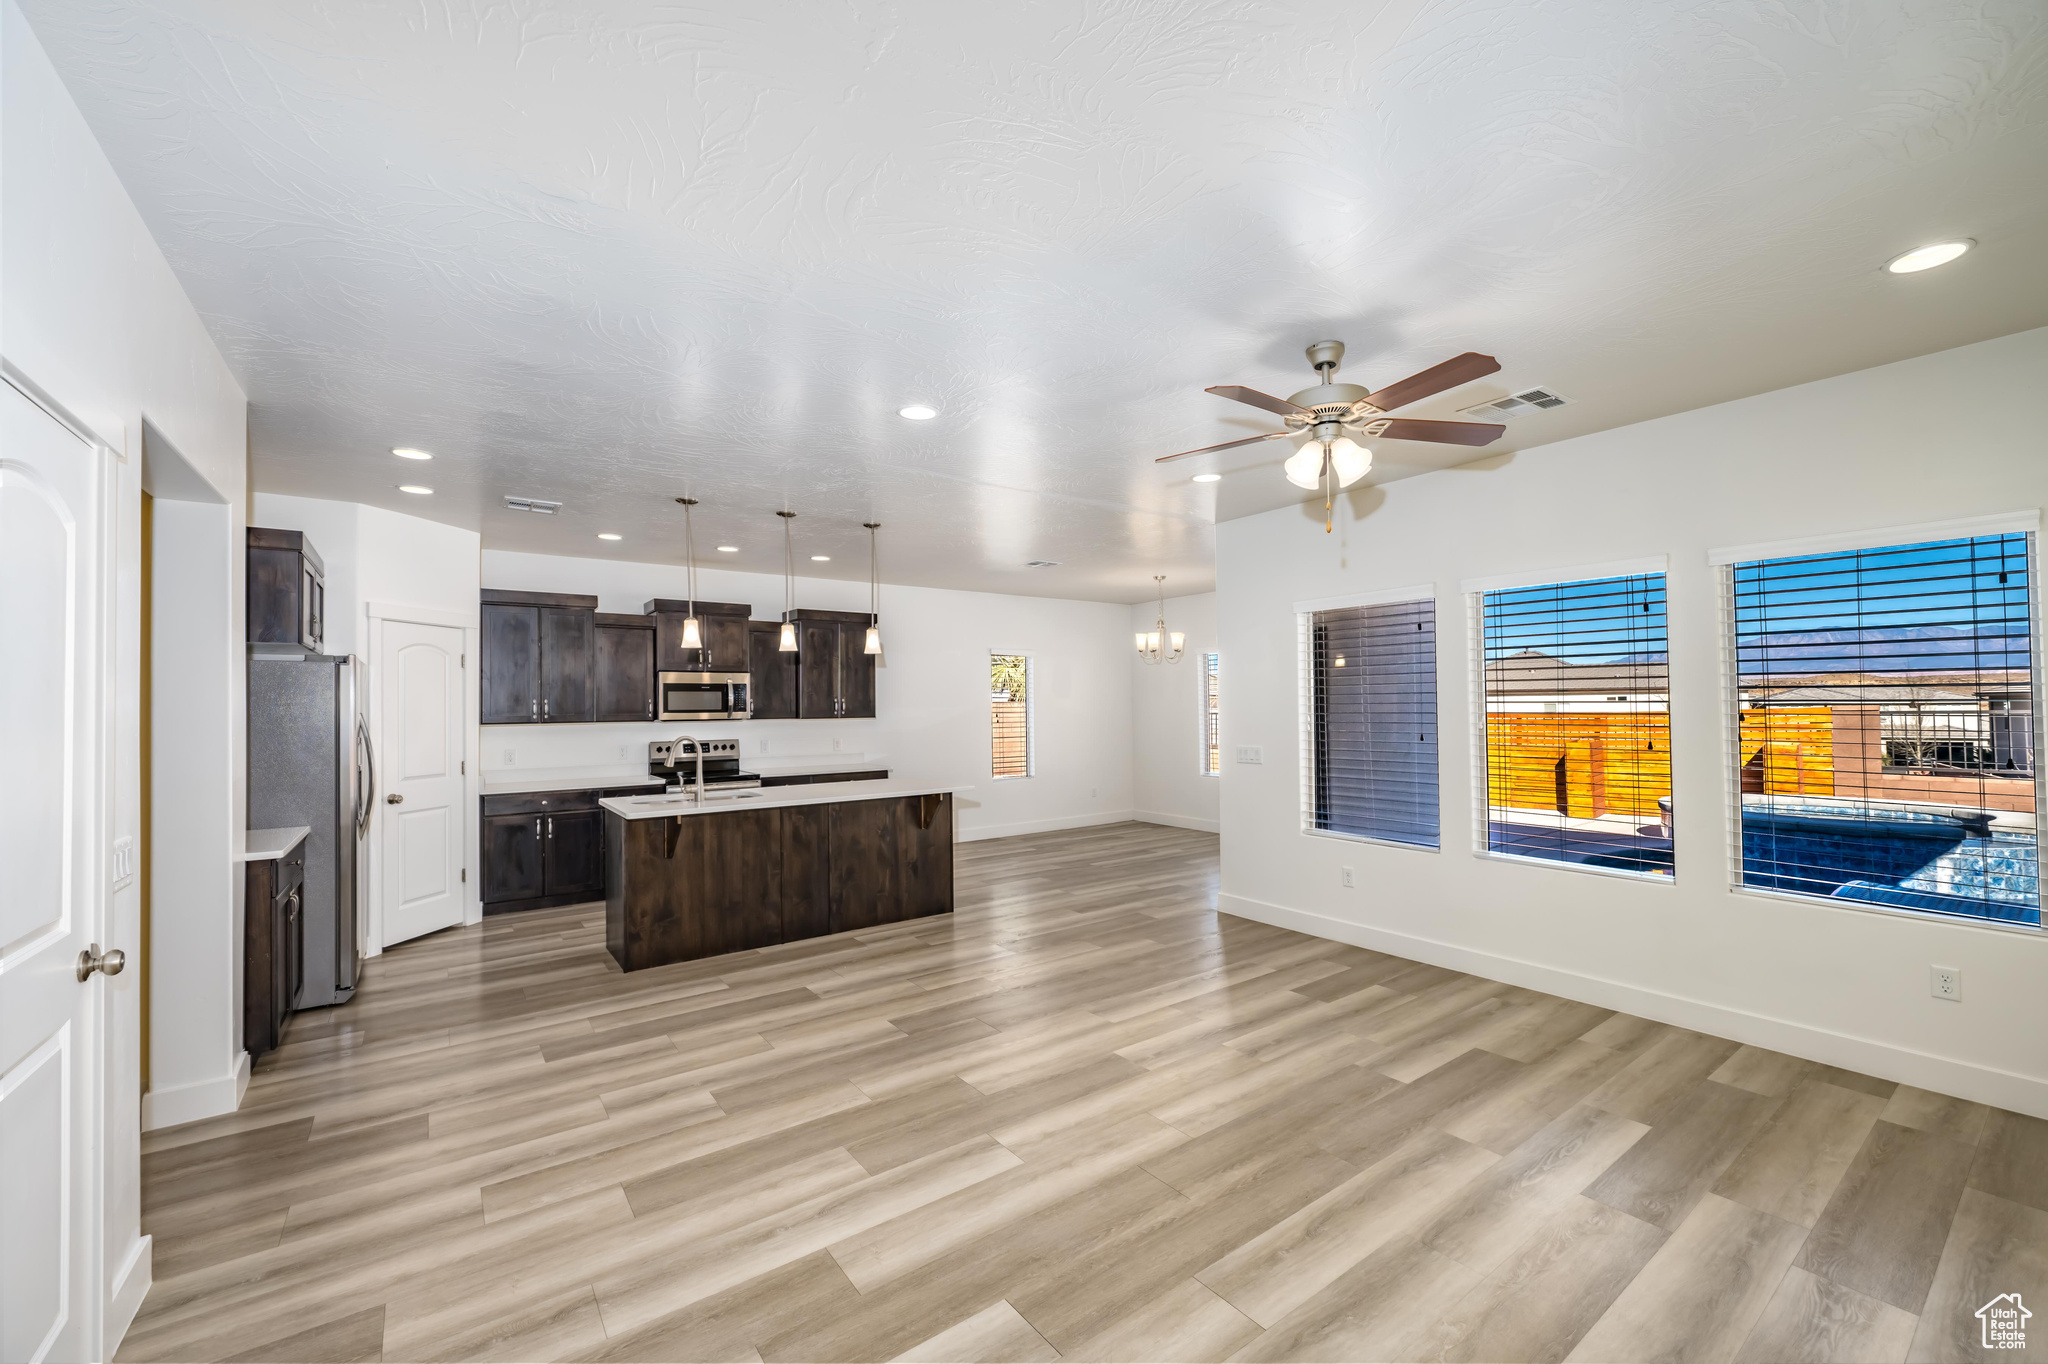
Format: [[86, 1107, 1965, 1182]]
[[239, 827, 310, 861], [600, 780, 966, 821], [481, 768, 669, 796]]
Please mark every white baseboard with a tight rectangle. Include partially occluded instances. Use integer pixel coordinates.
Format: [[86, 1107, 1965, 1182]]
[[106, 1233, 152, 1353], [1134, 810, 1220, 834], [142, 1050, 250, 1131], [1218, 891, 2048, 1120], [959, 810, 1138, 842]]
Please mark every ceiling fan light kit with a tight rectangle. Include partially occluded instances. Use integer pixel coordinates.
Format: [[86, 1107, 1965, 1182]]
[[1159, 340, 1508, 531], [1136, 576, 1185, 665]]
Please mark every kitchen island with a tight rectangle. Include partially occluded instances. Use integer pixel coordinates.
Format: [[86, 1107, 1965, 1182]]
[[599, 780, 962, 970]]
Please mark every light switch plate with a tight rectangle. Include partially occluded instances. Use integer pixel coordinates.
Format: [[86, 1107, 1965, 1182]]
[[1236, 745, 1263, 765]]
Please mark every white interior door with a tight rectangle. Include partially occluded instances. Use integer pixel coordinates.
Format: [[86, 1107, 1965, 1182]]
[[379, 620, 466, 946], [0, 379, 105, 1363]]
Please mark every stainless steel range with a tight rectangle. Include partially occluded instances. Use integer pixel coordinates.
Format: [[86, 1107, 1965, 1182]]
[[647, 738, 760, 790]]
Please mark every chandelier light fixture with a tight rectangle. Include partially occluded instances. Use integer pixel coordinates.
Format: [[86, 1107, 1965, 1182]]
[[673, 497, 703, 649], [1136, 575, 1185, 664], [776, 510, 799, 652], [863, 522, 883, 655]]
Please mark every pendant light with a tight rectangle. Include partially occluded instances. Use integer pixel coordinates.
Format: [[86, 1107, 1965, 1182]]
[[1136, 575, 1185, 664], [673, 497, 703, 649], [776, 510, 799, 652], [862, 521, 882, 655]]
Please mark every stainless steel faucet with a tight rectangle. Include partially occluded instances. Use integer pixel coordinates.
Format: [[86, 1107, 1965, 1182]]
[[665, 735, 705, 806]]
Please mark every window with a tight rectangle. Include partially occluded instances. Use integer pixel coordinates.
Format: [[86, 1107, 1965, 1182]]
[[1478, 572, 1671, 875], [991, 652, 1032, 779], [1201, 652, 1221, 776], [1308, 598, 1438, 847], [1728, 532, 2038, 927]]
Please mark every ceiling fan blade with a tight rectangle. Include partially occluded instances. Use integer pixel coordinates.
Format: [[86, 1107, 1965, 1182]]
[[1363, 417, 1506, 446], [1206, 385, 1312, 417], [1357, 352, 1501, 413], [1155, 429, 1297, 463]]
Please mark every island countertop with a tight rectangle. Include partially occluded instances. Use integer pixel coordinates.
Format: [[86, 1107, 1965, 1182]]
[[599, 779, 968, 821]]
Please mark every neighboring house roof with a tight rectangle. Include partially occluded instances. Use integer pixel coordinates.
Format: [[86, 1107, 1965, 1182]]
[[1485, 650, 1668, 696], [1747, 685, 1981, 705]]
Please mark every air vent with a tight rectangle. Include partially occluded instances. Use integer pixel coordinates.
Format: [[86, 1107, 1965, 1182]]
[[1458, 387, 1571, 421], [504, 496, 562, 514], [1025, 560, 1061, 568]]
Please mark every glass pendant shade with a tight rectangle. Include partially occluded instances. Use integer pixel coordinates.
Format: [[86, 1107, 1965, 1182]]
[[1328, 437, 1372, 488], [680, 616, 702, 649], [1170, 631, 1186, 655], [864, 625, 881, 655], [778, 620, 797, 652], [1283, 444, 1325, 489]]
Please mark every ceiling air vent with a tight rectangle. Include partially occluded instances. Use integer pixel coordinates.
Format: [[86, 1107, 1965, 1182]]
[[1025, 560, 1061, 568], [504, 496, 562, 514], [1458, 387, 1571, 421]]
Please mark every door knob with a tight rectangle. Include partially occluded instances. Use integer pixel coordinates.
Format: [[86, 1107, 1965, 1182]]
[[77, 944, 126, 982], [387, 793, 404, 804]]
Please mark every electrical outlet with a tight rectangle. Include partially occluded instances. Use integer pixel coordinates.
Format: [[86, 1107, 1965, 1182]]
[[833, 737, 842, 752], [1236, 745, 1263, 765], [617, 744, 628, 760], [1091, 786, 1099, 799], [1930, 965, 1961, 1001], [760, 739, 770, 755], [1341, 866, 1354, 888], [502, 748, 516, 766]]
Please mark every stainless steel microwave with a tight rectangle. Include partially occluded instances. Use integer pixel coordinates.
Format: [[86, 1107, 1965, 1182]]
[[658, 671, 751, 722]]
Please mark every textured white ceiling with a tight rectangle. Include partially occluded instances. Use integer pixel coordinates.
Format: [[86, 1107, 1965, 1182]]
[[25, 0, 2048, 602]]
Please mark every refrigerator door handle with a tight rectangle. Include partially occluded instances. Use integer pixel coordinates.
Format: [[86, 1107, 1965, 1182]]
[[357, 718, 377, 835]]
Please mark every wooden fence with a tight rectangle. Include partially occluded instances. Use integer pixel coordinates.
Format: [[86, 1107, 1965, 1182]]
[[1484, 706, 1835, 818]]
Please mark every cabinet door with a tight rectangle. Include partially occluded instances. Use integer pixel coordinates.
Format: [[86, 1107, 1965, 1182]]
[[837, 622, 876, 718], [280, 886, 304, 1017], [594, 625, 655, 722], [304, 566, 324, 650], [797, 620, 840, 717], [246, 546, 303, 646], [482, 813, 545, 902], [481, 604, 540, 724], [705, 614, 750, 672], [827, 797, 903, 933], [654, 611, 701, 673], [749, 621, 798, 719], [539, 606, 595, 722], [544, 808, 605, 897]]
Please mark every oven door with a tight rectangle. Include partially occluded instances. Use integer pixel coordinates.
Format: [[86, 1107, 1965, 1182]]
[[659, 673, 746, 721]]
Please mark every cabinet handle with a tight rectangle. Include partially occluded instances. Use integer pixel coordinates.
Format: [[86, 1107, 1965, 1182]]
[[548, 816, 553, 838], [543, 697, 550, 719], [535, 817, 541, 838], [531, 699, 538, 719], [646, 699, 652, 719]]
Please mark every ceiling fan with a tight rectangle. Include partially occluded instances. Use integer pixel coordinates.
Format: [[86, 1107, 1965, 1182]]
[[1159, 341, 1508, 529]]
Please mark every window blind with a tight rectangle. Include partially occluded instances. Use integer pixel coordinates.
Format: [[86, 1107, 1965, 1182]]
[[1730, 532, 2038, 926], [1310, 599, 1438, 847], [991, 653, 1032, 779], [1202, 652, 1220, 776], [1478, 573, 1671, 874]]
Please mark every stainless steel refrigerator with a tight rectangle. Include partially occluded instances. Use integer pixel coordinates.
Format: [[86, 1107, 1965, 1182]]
[[249, 654, 371, 1007]]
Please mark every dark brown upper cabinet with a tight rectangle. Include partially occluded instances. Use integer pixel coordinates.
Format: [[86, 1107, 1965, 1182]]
[[480, 590, 597, 724], [593, 613, 655, 723], [645, 599, 752, 673], [786, 609, 878, 719], [748, 620, 798, 719], [247, 527, 324, 653]]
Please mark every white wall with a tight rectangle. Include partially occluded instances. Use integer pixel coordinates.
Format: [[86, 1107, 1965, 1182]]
[[1216, 325, 2048, 1117], [255, 494, 483, 940], [482, 550, 1135, 840], [1131, 592, 1220, 832], [3, 0, 249, 1341]]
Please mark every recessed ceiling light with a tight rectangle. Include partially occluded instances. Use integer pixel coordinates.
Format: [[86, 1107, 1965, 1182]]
[[1192, 473, 1222, 483], [392, 447, 433, 460], [597, 533, 622, 541], [898, 405, 937, 420], [716, 545, 740, 553], [398, 485, 432, 495], [1885, 240, 1973, 273], [811, 555, 831, 561]]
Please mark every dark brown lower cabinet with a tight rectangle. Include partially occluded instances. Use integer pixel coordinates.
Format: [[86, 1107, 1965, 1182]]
[[243, 838, 306, 1059], [482, 788, 633, 914], [606, 793, 953, 971]]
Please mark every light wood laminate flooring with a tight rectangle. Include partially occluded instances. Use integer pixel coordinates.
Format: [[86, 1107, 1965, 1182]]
[[125, 824, 2047, 1363]]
